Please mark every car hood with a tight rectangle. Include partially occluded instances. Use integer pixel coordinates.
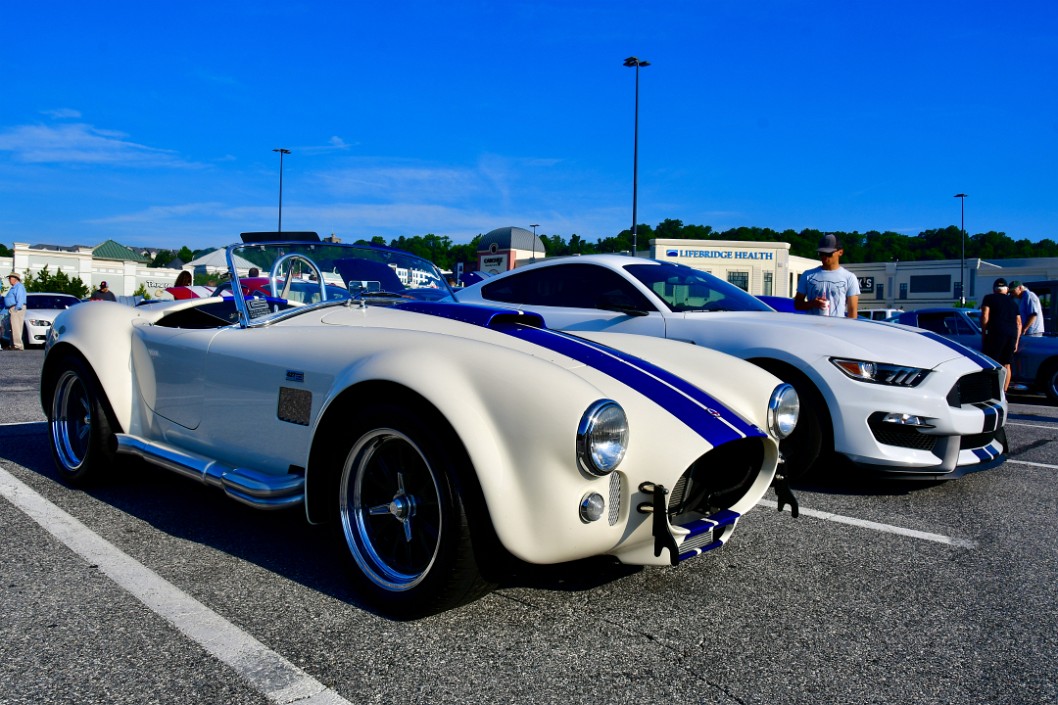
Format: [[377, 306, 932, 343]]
[[674, 311, 984, 369]]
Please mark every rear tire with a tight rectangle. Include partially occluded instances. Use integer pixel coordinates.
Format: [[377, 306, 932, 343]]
[[48, 356, 119, 485], [333, 405, 493, 618]]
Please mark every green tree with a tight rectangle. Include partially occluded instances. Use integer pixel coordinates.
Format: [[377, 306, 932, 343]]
[[21, 265, 89, 298], [178, 246, 195, 263], [151, 249, 175, 267]]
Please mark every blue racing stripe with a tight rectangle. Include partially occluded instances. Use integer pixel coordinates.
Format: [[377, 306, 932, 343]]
[[917, 329, 998, 370], [397, 300, 765, 446]]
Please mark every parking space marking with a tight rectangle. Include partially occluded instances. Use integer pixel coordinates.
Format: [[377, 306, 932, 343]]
[[1006, 459, 1058, 469], [0, 465, 353, 705], [1006, 422, 1057, 430], [757, 499, 977, 548]]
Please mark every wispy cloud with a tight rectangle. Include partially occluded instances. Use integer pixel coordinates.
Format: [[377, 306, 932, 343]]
[[41, 108, 82, 119], [0, 123, 201, 168]]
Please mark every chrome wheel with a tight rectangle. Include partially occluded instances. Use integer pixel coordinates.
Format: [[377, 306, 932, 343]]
[[339, 429, 443, 592], [51, 370, 93, 472]]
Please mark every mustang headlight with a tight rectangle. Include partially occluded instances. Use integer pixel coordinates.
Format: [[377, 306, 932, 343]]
[[768, 383, 799, 439], [577, 400, 628, 476], [830, 358, 929, 387]]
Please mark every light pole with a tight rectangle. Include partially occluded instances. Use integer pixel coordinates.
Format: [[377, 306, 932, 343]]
[[273, 148, 291, 232], [624, 56, 649, 257], [954, 193, 967, 305], [530, 224, 540, 262]]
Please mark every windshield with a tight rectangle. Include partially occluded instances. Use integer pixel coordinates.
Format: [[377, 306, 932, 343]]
[[224, 240, 452, 326], [624, 262, 774, 313]]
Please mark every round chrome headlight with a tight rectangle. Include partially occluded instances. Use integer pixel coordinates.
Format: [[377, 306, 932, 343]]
[[767, 383, 799, 439], [577, 400, 628, 476]]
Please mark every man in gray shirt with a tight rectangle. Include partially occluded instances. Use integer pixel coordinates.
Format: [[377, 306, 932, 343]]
[[1009, 281, 1044, 335], [794, 234, 861, 318]]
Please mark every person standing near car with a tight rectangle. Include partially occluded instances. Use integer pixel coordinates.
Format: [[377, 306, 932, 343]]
[[794, 234, 860, 318], [981, 278, 1021, 392], [1009, 280, 1044, 336], [3, 272, 27, 350], [90, 281, 117, 301]]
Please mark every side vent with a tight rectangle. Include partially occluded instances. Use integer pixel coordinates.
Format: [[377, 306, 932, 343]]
[[277, 387, 312, 426]]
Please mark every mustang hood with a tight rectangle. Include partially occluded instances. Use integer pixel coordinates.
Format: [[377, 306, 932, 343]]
[[678, 311, 988, 369]]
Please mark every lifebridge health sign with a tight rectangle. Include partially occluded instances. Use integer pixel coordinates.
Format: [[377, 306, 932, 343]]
[[665, 249, 774, 260]]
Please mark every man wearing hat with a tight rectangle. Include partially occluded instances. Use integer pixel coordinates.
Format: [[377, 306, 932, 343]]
[[1009, 280, 1044, 336], [794, 233, 861, 318], [3, 272, 27, 350], [90, 281, 117, 302], [980, 278, 1021, 392]]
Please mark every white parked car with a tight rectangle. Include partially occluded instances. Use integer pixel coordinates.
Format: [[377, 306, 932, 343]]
[[1, 292, 81, 348], [456, 255, 1007, 480], [41, 236, 799, 618]]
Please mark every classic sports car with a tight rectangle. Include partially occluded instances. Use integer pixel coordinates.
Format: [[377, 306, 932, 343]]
[[896, 307, 1058, 402], [41, 234, 799, 618], [455, 255, 1008, 480], [1, 292, 80, 348]]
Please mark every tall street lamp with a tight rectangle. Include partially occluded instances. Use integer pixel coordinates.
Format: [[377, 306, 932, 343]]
[[624, 56, 649, 257], [530, 224, 540, 262], [954, 193, 967, 305], [273, 148, 291, 232]]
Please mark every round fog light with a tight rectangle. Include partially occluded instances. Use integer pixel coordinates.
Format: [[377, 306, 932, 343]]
[[579, 492, 606, 523]]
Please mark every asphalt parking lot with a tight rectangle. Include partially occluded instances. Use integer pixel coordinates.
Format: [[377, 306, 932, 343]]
[[1, 350, 1056, 705]]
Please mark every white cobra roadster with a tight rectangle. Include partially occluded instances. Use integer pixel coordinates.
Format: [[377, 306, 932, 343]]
[[42, 234, 799, 618]]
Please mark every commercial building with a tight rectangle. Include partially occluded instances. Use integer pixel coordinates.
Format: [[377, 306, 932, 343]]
[[649, 238, 818, 298], [844, 257, 1058, 312]]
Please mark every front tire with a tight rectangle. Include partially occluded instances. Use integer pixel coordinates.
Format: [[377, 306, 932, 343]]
[[334, 407, 492, 618], [1041, 362, 1058, 404], [754, 362, 830, 480], [48, 356, 118, 485]]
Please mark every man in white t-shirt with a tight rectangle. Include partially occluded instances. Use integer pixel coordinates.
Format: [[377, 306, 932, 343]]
[[794, 234, 861, 318]]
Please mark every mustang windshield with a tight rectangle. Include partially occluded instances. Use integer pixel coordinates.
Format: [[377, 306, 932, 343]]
[[224, 240, 452, 325], [624, 262, 774, 313]]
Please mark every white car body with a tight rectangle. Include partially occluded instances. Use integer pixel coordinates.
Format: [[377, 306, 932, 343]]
[[41, 237, 797, 617], [456, 255, 1007, 479]]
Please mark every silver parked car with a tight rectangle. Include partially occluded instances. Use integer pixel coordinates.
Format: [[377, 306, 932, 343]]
[[2, 292, 81, 348]]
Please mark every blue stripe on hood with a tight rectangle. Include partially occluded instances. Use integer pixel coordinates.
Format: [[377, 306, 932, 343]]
[[916, 329, 999, 370], [396, 301, 765, 446]]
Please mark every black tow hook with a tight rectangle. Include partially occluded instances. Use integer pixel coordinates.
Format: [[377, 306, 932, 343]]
[[638, 482, 680, 566], [772, 473, 799, 518]]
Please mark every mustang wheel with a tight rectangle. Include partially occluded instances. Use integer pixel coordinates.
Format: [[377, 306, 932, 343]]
[[1042, 363, 1058, 404], [336, 408, 491, 618], [49, 357, 118, 485], [756, 363, 829, 480]]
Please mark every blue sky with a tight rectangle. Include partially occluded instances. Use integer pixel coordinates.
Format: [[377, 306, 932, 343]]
[[1, 1, 1055, 252]]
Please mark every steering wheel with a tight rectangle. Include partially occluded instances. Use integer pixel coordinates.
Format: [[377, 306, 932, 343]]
[[269, 253, 327, 304]]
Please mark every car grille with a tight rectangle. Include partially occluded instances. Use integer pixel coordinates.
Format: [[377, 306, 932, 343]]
[[867, 413, 938, 451], [960, 430, 1000, 450], [947, 370, 1001, 406], [608, 472, 621, 526], [668, 438, 765, 521]]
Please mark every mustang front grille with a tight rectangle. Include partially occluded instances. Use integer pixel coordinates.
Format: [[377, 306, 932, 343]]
[[960, 430, 1001, 450], [948, 370, 1001, 407], [867, 414, 938, 451]]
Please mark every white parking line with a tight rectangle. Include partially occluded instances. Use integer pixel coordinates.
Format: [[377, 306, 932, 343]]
[[1006, 459, 1058, 470], [0, 466, 353, 705], [1005, 421, 1058, 430], [757, 499, 977, 548]]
